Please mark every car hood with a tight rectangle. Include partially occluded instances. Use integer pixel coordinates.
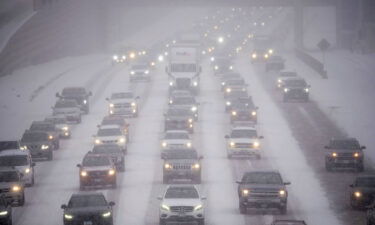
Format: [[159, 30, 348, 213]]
[[165, 159, 198, 164], [240, 183, 285, 190], [65, 206, 111, 214], [54, 107, 80, 113], [163, 139, 190, 145], [166, 116, 190, 121], [162, 198, 202, 207], [96, 136, 123, 140], [20, 140, 51, 145], [110, 99, 133, 104], [229, 138, 257, 143]]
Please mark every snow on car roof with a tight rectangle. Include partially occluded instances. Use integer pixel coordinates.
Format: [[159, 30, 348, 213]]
[[0, 149, 29, 156]]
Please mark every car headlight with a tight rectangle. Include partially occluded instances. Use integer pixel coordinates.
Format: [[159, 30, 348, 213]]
[[226, 101, 231, 106], [278, 79, 282, 83], [230, 141, 235, 147], [354, 191, 362, 198], [284, 88, 289, 93], [131, 102, 136, 107], [108, 169, 116, 176], [80, 171, 87, 177], [332, 152, 337, 157], [102, 211, 111, 218], [161, 204, 170, 211], [129, 52, 136, 58], [25, 168, 31, 174], [169, 81, 174, 86], [210, 57, 215, 62], [41, 145, 49, 150], [229, 66, 233, 70], [353, 152, 360, 158], [193, 81, 198, 86], [62, 126, 69, 131], [226, 88, 231, 93], [231, 111, 237, 116], [109, 110, 113, 114], [268, 49, 273, 54], [145, 70, 150, 74], [20, 145, 28, 150], [164, 163, 172, 169], [113, 55, 118, 60], [158, 55, 164, 62], [95, 139, 101, 144], [304, 88, 309, 93], [130, 71, 135, 75], [252, 53, 257, 59], [0, 211, 8, 216], [83, 99, 87, 104], [214, 65, 219, 70], [253, 142, 260, 148], [221, 82, 225, 86], [12, 185, 21, 192], [188, 118, 193, 123], [242, 189, 249, 196], [151, 61, 156, 66], [48, 135, 54, 140], [109, 103, 114, 108], [161, 142, 167, 148], [264, 54, 269, 59], [279, 189, 286, 197], [192, 163, 200, 169], [194, 204, 203, 211], [191, 106, 197, 112], [132, 109, 137, 113], [64, 214, 74, 220], [186, 142, 192, 148], [119, 138, 125, 143], [251, 111, 257, 116], [122, 55, 126, 60]]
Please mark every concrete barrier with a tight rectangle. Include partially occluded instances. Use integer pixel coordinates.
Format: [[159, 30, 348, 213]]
[[294, 48, 327, 78]]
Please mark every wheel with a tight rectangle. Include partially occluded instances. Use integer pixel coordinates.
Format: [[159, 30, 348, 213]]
[[19, 193, 25, 206], [159, 218, 166, 225], [239, 203, 246, 214], [163, 176, 169, 184], [280, 205, 287, 215]]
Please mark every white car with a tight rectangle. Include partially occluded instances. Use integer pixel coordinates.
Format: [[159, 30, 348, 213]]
[[158, 185, 205, 225], [225, 126, 264, 159], [106, 92, 139, 117], [94, 125, 127, 152], [52, 99, 82, 123], [44, 115, 71, 138], [160, 130, 192, 155], [0, 149, 35, 186]]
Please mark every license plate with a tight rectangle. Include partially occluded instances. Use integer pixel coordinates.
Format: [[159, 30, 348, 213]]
[[84, 221, 93, 225]]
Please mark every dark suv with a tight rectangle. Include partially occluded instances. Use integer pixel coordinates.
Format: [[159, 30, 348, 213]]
[[237, 170, 290, 214], [164, 107, 194, 134], [57, 87, 92, 114], [0, 194, 12, 225], [350, 174, 375, 209], [325, 138, 365, 172], [162, 149, 202, 184], [61, 192, 115, 225], [282, 77, 310, 102], [92, 144, 125, 172], [29, 121, 60, 150], [20, 130, 54, 161], [230, 99, 258, 124], [0, 141, 20, 151], [0, 168, 25, 206]]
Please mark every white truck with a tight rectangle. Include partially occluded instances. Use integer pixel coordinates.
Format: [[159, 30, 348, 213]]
[[166, 44, 201, 95]]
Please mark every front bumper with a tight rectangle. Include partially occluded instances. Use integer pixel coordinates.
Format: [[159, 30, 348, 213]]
[[160, 209, 204, 221], [64, 214, 113, 225], [284, 91, 309, 100], [1, 190, 24, 206], [326, 157, 363, 168], [80, 175, 116, 187], [240, 197, 286, 209], [109, 107, 137, 116], [163, 170, 201, 180], [227, 148, 261, 157]]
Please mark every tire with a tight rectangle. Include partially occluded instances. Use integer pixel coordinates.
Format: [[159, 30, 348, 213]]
[[280, 205, 287, 215], [239, 203, 246, 214], [159, 218, 166, 225], [19, 193, 25, 206]]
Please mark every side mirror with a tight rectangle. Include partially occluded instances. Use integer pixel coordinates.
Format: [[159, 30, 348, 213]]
[[109, 201, 115, 207], [157, 196, 163, 200], [259, 136, 264, 139], [61, 204, 67, 209], [76, 164, 82, 168], [361, 146, 366, 150], [224, 135, 230, 139], [284, 182, 291, 185]]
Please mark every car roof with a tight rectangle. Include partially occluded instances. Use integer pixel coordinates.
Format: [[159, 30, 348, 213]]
[[0, 149, 29, 156]]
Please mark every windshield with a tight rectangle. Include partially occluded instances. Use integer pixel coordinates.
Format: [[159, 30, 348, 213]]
[[55, 100, 77, 108], [280, 72, 297, 78], [165, 132, 189, 139], [0, 156, 28, 166], [82, 155, 110, 167], [62, 88, 86, 96], [231, 129, 257, 138], [171, 63, 197, 72], [242, 172, 283, 184], [330, 139, 360, 149], [168, 109, 190, 116], [21, 132, 47, 142], [285, 79, 307, 87], [132, 64, 148, 69], [165, 186, 199, 199], [97, 128, 121, 136], [0, 171, 19, 182], [45, 117, 66, 124], [172, 97, 195, 105], [30, 123, 54, 131], [221, 73, 240, 80], [274, 222, 305, 225], [111, 92, 133, 99], [102, 119, 124, 126], [227, 79, 245, 85], [68, 195, 107, 208], [164, 150, 197, 159]]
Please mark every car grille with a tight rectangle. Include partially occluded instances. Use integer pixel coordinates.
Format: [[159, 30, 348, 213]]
[[337, 152, 356, 160], [176, 78, 191, 88], [88, 170, 108, 177], [28, 144, 41, 150], [102, 140, 118, 144], [234, 143, 253, 148], [172, 163, 192, 170], [250, 189, 279, 198], [74, 214, 102, 221], [170, 206, 194, 213], [114, 103, 131, 108]]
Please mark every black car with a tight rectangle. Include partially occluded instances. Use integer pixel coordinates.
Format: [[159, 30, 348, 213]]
[[282, 77, 310, 102], [20, 130, 54, 161], [230, 98, 258, 124], [350, 174, 375, 209], [101, 116, 130, 142], [224, 90, 249, 112], [57, 87, 92, 114], [0, 141, 20, 151], [29, 121, 60, 150], [164, 107, 194, 134], [212, 57, 234, 75], [61, 192, 115, 225], [92, 144, 125, 172], [0, 194, 12, 225]]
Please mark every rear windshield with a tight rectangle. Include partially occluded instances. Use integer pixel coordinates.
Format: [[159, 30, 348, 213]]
[[0, 156, 28, 166], [242, 172, 283, 184], [165, 187, 199, 199]]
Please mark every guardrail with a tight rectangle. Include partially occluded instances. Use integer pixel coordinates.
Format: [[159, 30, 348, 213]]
[[294, 48, 327, 78]]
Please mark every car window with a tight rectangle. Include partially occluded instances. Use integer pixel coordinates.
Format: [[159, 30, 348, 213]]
[[111, 93, 133, 99], [171, 64, 197, 72], [30, 123, 54, 131], [165, 133, 189, 139], [164, 150, 197, 159], [0, 156, 28, 166], [173, 97, 195, 105], [55, 100, 77, 108], [227, 79, 245, 85], [231, 129, 257, 138], [330, 139, 360, 149], [97, 128, 122, 136], [21, 132, 48, 142], [132, 64, 148, 69], [82, 156, 111, 167], [62, 88, 86, 96], [68, 195, 107, 208], [168, 109, 190, 116], [355, 177, 375, 187], [242, 172, 283, 184], [0, 171, 19, 182], [165, 187, 199, 199], [285, 79, 306, 86]]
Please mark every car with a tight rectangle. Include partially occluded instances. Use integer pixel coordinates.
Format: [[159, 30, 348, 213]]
[[101, 116, 130, 142], [237, 170, 290, 214], [158, 185, 205, 225], [94, 125, 127, 152], [162, 149, 202, 184], [106, 92, 140, 117], [164, 107, 194, 134], [45, 115, 71, 139], [168, 90, 193, 103], [325, 137, 365, 172], [0, 194, 12, 225], [169, 96, 199, 121], [160, 130, 192, 156], [168, 76, 200, 95], [265, 55, 285, 72], [230, 98, 258, 124], [56, 87, 92, 114], [92, 144, 125, 172], [271, 220, 307, 225], [223, 78, 247, 96], [350, 174, 375, 209], [129, 63, 151, 82], [112, 46, 132, 65], [212, 57, 234, 75], [0, 167, 25, 206], [219, 72, 241, 91], [61, 192, 115, 225], [367, 200, 375, 225], [77, 153, 117, 190], [29, 121, 60, 149], [20, 130, 53, 161], [251, 35, 274, 63], [224, 90, 249, 112], [0, 149, 35, 186], [282, 77, 310, 102], [276, 71, 298, 89], [52, 99, 82, 123], [225, 126, 263, 159], [0, 141, 20, 151]]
